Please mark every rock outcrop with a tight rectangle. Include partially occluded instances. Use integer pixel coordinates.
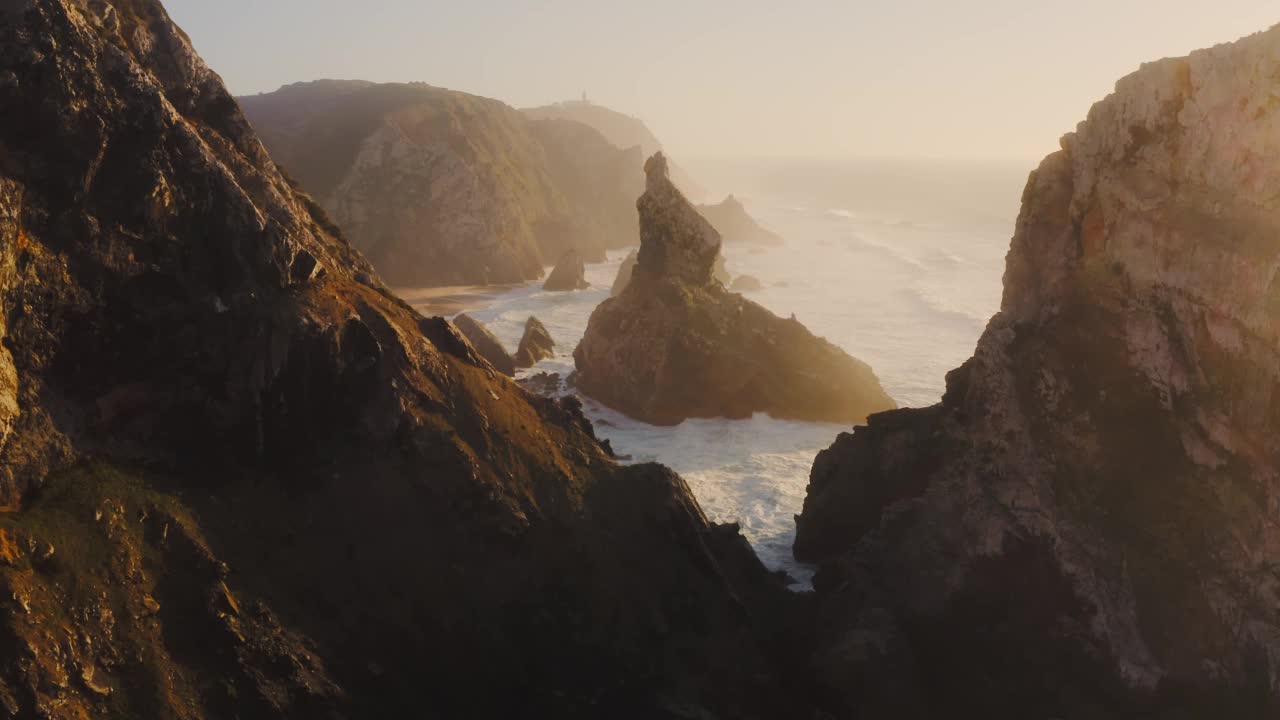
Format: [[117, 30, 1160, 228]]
[[453, 314, 516, 376], [698, 195, 784, 245], [611, 249, 639, 296], [0, 2, 807, 717], [575, 154, 896, 425], [514, 317, 556, 368], [796, 26, 1280, 717], [239, 82, 642, 286], [542, 249, 589, 291]]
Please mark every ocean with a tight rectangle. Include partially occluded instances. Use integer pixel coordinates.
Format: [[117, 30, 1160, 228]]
[[427, 156, 1029, 585]]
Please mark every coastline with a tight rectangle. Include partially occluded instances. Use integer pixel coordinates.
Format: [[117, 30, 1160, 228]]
[[396, 283, 521, 317]]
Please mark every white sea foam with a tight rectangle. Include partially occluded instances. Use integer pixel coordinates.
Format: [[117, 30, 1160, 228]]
[[418, 175, 1013, 589]]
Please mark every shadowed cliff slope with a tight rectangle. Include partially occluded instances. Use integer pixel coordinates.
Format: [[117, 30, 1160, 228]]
[[796, 25, 1280, 718], [0, 1, 808, 717]]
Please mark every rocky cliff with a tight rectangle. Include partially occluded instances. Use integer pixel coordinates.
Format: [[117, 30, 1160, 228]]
[[239, 82, 642, 286], [0, 2, 808, 717], [698, 195, 784, 245], [575, 154, 895, 425], [523, 100, 707, 200], [796, 26, 1280, 718]]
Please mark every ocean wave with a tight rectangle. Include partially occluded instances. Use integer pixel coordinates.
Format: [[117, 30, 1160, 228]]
[[824, 208, 857, 220], [844, 232, 924, 270], [900, 286, 989, 332]]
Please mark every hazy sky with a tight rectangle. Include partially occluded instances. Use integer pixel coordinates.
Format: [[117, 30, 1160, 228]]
[[166, 1, 1277, 165]]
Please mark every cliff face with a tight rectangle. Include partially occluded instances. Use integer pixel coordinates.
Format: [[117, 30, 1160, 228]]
[[796, 27, 1280, 717], [523, 100, 707, 200], [575, 154, 895, 426], [239, 82, 642, 287], [0, 2, 804, 717]]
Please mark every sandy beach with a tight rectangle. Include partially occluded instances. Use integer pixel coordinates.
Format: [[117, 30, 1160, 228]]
[[395, 284, 522, 317]]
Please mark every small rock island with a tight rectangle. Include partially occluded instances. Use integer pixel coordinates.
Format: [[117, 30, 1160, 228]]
[[574, 153, 895, 425]]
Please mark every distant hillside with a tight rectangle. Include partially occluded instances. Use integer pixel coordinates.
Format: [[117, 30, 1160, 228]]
[[523, 100, 706, 200], [240, 81, 642, 287]]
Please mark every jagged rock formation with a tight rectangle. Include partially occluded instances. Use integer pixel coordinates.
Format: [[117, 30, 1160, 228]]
[[239, 82, 642, 286], [796, 26, 1280, 718], [698, 195, 784, 245], [0, 2, 808, 717], [523, 100, 707, 200], [611, 249, 638, 297], [575, 154, 895, 425], [453, 314, 516, 376], [542, 249, 589, 291], [514, 317, 555, 368]]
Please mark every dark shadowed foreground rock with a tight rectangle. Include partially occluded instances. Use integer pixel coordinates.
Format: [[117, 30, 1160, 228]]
[[0, 2, 810, 717], [514, 317, 556, 368], [698, 195, 784, 245], [575, 153, 895, 425], [542, 248, 589, 290], [796, 26, 1280, 718], [453, 314, 516, 376]]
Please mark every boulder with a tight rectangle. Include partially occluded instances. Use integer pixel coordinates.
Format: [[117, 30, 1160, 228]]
[[452, 314, 516, 376], [543, 249, 589, 291], [514, 316, 556, 368], [574, 152, 895, 425]]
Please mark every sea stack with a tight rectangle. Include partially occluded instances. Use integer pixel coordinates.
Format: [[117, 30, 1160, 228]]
[[574, 153, 895, 425], [610, 249, 639, 296], [543, 248, 589, 290], [514, 317, 556, 368], [795, 27, 1280, 716], [698, 195, 784, 245]]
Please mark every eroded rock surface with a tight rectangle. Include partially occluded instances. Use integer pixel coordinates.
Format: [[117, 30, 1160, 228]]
[[542, 248, 589, 291], [453, 314, 516, 376], [796, 26, 1280, 718], [575, 153, 895, 425], [514, 316, 555, 368], [0, 2, 805, 717]]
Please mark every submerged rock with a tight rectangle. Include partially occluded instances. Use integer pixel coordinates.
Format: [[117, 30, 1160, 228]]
[[698, 195, 784, 245], [575, 153, 895, 425], [796, 26, 1280, 717], [514, 317, 556, 368], [611, 249, 639, 297], [453, 314, 516, 376], [542, 249, 589, 291]]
